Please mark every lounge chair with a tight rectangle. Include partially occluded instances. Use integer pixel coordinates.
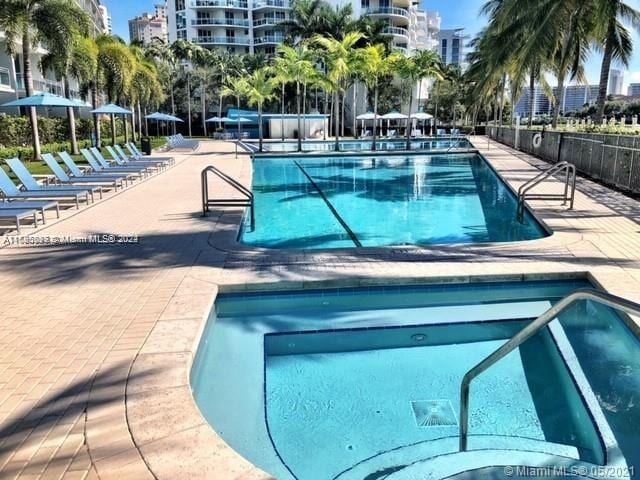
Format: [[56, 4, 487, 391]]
[[58, 152, 131, 187], [84, 148, 149, 178], [0, 199, 59, 224], [4, 158, 93, 208], [451, 128, 461, 136], [0, 207, 39, 234], [437, 128, 447, 136], [107, 145, 164, 171], [166, 134, 198, 150], [42, 153, 124, 191], [387, 129, 397, 138], [125, 143, 175, 165]]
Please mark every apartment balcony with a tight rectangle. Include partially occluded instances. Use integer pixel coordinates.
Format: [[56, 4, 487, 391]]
[[189, 0, 248, 10], [191, 18, 250, 27], [364, 7, 409, 25], [392, 0, 410, 8], [384, 26, 409, 42], [253, 34, 285, 45], [253, 0, 290, 11], [194, 36, 251, 45], [253, 17, 284, 28]]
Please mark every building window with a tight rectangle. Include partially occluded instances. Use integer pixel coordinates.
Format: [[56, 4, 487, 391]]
[[451, 38, 459, 65], [441, 39, 447, 62], [361, 0, 369, 8], [175, 0, 185, 10]]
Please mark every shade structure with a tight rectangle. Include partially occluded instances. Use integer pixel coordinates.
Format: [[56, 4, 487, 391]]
[[411, 112, 433, 120], [382, 112, 408, 120], [91, 104, 132, 115], [162, 114, 184, 123], [356, 112, 377, 121], [1, 92, 77, 108], [145, 112, 165, 120], [205, 116, 222, 123]]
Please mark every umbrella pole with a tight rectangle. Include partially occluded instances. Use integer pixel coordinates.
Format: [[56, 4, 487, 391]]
[[110, 114, 116, 147]]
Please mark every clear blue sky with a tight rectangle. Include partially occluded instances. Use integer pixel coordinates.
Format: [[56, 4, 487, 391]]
[[102, 0, 640, 90]]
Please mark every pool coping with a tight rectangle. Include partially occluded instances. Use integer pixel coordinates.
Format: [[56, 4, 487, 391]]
[[125, 270, 634, 480]]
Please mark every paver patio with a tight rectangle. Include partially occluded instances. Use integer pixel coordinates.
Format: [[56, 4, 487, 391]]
[[0, 136, 639, 479]]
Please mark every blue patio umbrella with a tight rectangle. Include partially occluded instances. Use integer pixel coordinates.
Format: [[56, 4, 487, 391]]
[[162, 113, 184, 123], [91, 104, 133, 146], [1, 93, 81, 158]]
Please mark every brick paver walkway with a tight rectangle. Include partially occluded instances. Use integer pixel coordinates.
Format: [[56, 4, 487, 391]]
[[0, 137, 638, 479]]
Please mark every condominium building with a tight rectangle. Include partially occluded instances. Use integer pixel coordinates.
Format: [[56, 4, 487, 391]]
[[608, 68, 624, 95], [167, 0, 439, 55], [98, 4, 112, 35], [130, 3, 170, 45], [514, 84, 599, 117], [436, 28, 469, 69], [628, 83, 640, 97]]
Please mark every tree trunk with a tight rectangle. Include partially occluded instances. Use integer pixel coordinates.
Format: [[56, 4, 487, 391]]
[[22, 31, 41, 160], [341, 92, 345, 137], [171, 72, 176, 135], [323, 90, 328, 141], [553, 73, 565, 129], [237, 97, 242, 140], [124, 113, 129, 144], [110, 114, 116, 145], [595, 29, 614, 124], [499, 75, 506, 126], [92, 82, 101, 148], [434, 83, 439, 135], [528, 68, 535, 128], [62, 76, 80, 154], [334, 91, 340, 151], [144, 105, 149, 136], [352, 83, 357, 139], [218, 91, 223, 131], [186, 72, 192, 137], [202, 82, 208, 137], [296, 81, 302, 151], [302, 82, 307, 141], [258, 106, 263, 152], [281, 82, 285, 142], [405, 86, 413, 150], [372, 85, 379, 151]]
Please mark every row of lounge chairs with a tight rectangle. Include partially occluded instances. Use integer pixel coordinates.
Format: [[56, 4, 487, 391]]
[[166, 134, 199, 151], [0, 143, 174, 234]]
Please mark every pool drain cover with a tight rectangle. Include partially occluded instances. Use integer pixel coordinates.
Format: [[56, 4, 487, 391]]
[[411, 400, 458, 427]]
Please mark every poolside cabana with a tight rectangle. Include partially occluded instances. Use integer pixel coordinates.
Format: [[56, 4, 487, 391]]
[[356, 112, 380, 137], [381, 112, 408, 137], [410, 112, 434, 136]]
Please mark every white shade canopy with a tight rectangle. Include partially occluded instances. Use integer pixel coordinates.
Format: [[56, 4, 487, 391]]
[[356, 112, 377, 120], [382, 112, 408, 120], [411, 112, 433, 120]]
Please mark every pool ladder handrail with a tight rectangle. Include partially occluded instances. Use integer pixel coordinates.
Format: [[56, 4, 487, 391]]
[[517, 161, 576, 221], [444, 134, 471, 153], [459, 288, 640, 452], [201, 165, 255, 231]]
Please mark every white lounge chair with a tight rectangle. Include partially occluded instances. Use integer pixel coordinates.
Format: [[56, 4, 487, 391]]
[[110, 145, 166, 171], [0, 207, 40, 234], [125, 143, 175, 165], [42, 153, 124, 191], [85, 148, 150, 178], [58, 152, 130, 187]]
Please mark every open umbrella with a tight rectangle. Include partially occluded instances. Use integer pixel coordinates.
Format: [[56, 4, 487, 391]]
[[92, 104, 133, 146], [1, 93, 79, 159]]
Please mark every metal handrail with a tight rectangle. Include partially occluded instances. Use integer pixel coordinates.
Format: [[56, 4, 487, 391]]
[[445, 135, 470, 153], [517, 161, 576, 220], [201, 165, 254, 230], [459, 288, 640, 452]]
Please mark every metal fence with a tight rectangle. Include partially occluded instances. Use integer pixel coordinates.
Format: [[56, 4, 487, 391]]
[[488, 127, 640, 194]]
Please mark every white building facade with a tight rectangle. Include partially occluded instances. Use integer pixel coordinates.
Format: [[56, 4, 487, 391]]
[[608, 68, 624, 95], [98, 4, 113, 35], [129, 3, 169, 45], [436, 28, 468, 69], [628, 83, 640, 97]]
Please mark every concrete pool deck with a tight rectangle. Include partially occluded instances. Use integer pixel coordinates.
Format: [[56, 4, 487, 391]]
[[0, 137, 639, 479]]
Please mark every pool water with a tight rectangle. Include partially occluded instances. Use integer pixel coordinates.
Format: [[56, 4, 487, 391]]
[[248, 138, 473, 153], [190, 280, 640, 479], [239, 154, 548, 249]]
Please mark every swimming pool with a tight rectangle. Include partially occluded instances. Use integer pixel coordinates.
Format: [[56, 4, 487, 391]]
[[239, 154, 548, 249], [190, 279, 639, 479], [246, 138, 473, 153]]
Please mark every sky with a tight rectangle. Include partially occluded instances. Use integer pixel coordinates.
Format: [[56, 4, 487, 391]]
[[103, 0, 640, 91]]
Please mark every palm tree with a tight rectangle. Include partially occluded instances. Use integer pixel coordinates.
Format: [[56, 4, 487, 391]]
[[0, 0, 90, 159], [275, 44, 316, 151], [279, 0, 324, 43], [593, 0, 640, 123], [40, 31, 95, 154], [399, 51, 443, 149], [356, 44, 400, 150], [213, 51, 244, 131], [242, 69, 278, 152], [171, 39, 203, 137], [314, 32, 363, 151], [193, 48, 217, 137], [222, 79, 249, 141], [146, 40, 178, 133]]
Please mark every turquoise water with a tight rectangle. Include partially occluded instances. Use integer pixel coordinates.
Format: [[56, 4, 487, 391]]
[[239, 154, 548, 249], [249, 138, 473, 153], [190, 280, 640, 479]]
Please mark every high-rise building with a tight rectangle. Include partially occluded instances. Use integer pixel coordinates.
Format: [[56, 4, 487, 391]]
[[167, 0, 436, 56], [514, 86, 552, 117], [608, 68, 624, 95], [130, 3, 169, 45], [628, 83, 640, 97], [98, 4, 113, 35], [436, 28, 469, 69], [515, 84, 599, 117]]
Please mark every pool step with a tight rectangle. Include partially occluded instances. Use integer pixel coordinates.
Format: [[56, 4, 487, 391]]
[[332, 435, 580, 480], [384, 449, 620, 480]]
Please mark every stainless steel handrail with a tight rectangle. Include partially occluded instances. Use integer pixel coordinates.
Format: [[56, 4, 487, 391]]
[[459, 288, 640, 452], [201, 165, 255, 230], [517, 161, 576, 220]]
